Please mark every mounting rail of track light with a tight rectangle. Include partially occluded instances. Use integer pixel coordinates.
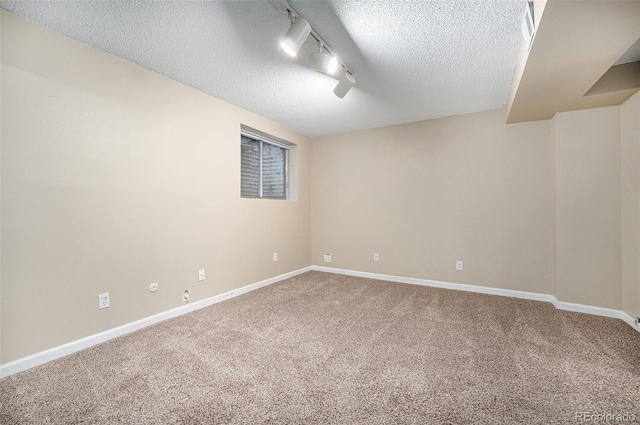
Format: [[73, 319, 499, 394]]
[[274, 0, 356, 98]]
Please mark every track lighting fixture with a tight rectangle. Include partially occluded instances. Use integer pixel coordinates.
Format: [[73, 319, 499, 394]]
[[333, 69, 356, 99], [280, 12, 311, 57], [277, 0, 355, 98], [309, 41, 338, 75]]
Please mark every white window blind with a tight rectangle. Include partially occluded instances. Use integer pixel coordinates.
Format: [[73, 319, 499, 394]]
[[240, 136, 261, 198], [261, 142, 286, 199], [240, 127, 290, 199]]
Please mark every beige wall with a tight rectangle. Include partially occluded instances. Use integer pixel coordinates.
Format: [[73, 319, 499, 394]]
[[622, 91, 640, 319], [312, 104, 632, 312], [0, 11, 311, 363], [311, 109, 554, 294], [553, 106, 621, 309]]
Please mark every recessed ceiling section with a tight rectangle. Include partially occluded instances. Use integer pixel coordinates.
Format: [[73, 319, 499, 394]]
[[586, 36, 640, 97], [506, 0, 640, 124], [585, 61, 640, 97], [615, 37, 640, 65]]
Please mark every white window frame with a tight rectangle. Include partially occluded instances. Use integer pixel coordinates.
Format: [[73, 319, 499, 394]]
[[240, 124, 296, 200]]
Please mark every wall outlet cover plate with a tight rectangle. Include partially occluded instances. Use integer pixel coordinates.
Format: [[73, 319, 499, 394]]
[[98, 293, 110, 309]]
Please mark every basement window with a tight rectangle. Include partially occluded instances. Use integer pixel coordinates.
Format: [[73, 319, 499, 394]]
[[240, 125, 297, 200]]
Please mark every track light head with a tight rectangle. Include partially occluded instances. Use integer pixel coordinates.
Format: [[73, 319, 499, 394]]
[[277, 3, 353, 98], [281, 15, 311, 57], [333, 69, 356, 99], [327, 56, 338, 74], [309, 42, 338, 75]]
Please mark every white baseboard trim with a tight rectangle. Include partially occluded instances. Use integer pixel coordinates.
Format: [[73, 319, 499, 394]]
[[311, 266, 640, 334], [311, 266, 555, 302], [0, 266, 312, 379], [551, 299, 621, 319], [4, 265, 638, 378], [620, 312, 640, 330]]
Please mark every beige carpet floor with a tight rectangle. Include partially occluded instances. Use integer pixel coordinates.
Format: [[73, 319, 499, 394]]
[[1, 271, 639, 424]]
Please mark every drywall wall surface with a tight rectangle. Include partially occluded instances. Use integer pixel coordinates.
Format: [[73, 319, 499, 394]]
[[311, 109, 554, 294], [0, 10, 311, 363], [506, 0, 548, 116], [621, 90, 640, 319], [532, 1, 547, 29], [554, 106, 621, 309]]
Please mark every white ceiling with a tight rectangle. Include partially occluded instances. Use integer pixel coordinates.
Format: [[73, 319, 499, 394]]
[[0, 0, 526, 138]]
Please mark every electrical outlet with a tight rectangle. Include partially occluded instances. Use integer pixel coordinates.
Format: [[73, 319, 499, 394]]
[[456, 261, 463, 271], [373, 253, 379, 262], [198, 269, 205, 282], [98, 293, 110, 309], [324, 254, 332, 263], [149, 282, 159, 293], [183, 290, 190, 302], [273, 252, 278, 262]]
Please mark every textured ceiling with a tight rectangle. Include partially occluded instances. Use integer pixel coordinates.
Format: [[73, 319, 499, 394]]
[[0, 0, 526, 138]]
